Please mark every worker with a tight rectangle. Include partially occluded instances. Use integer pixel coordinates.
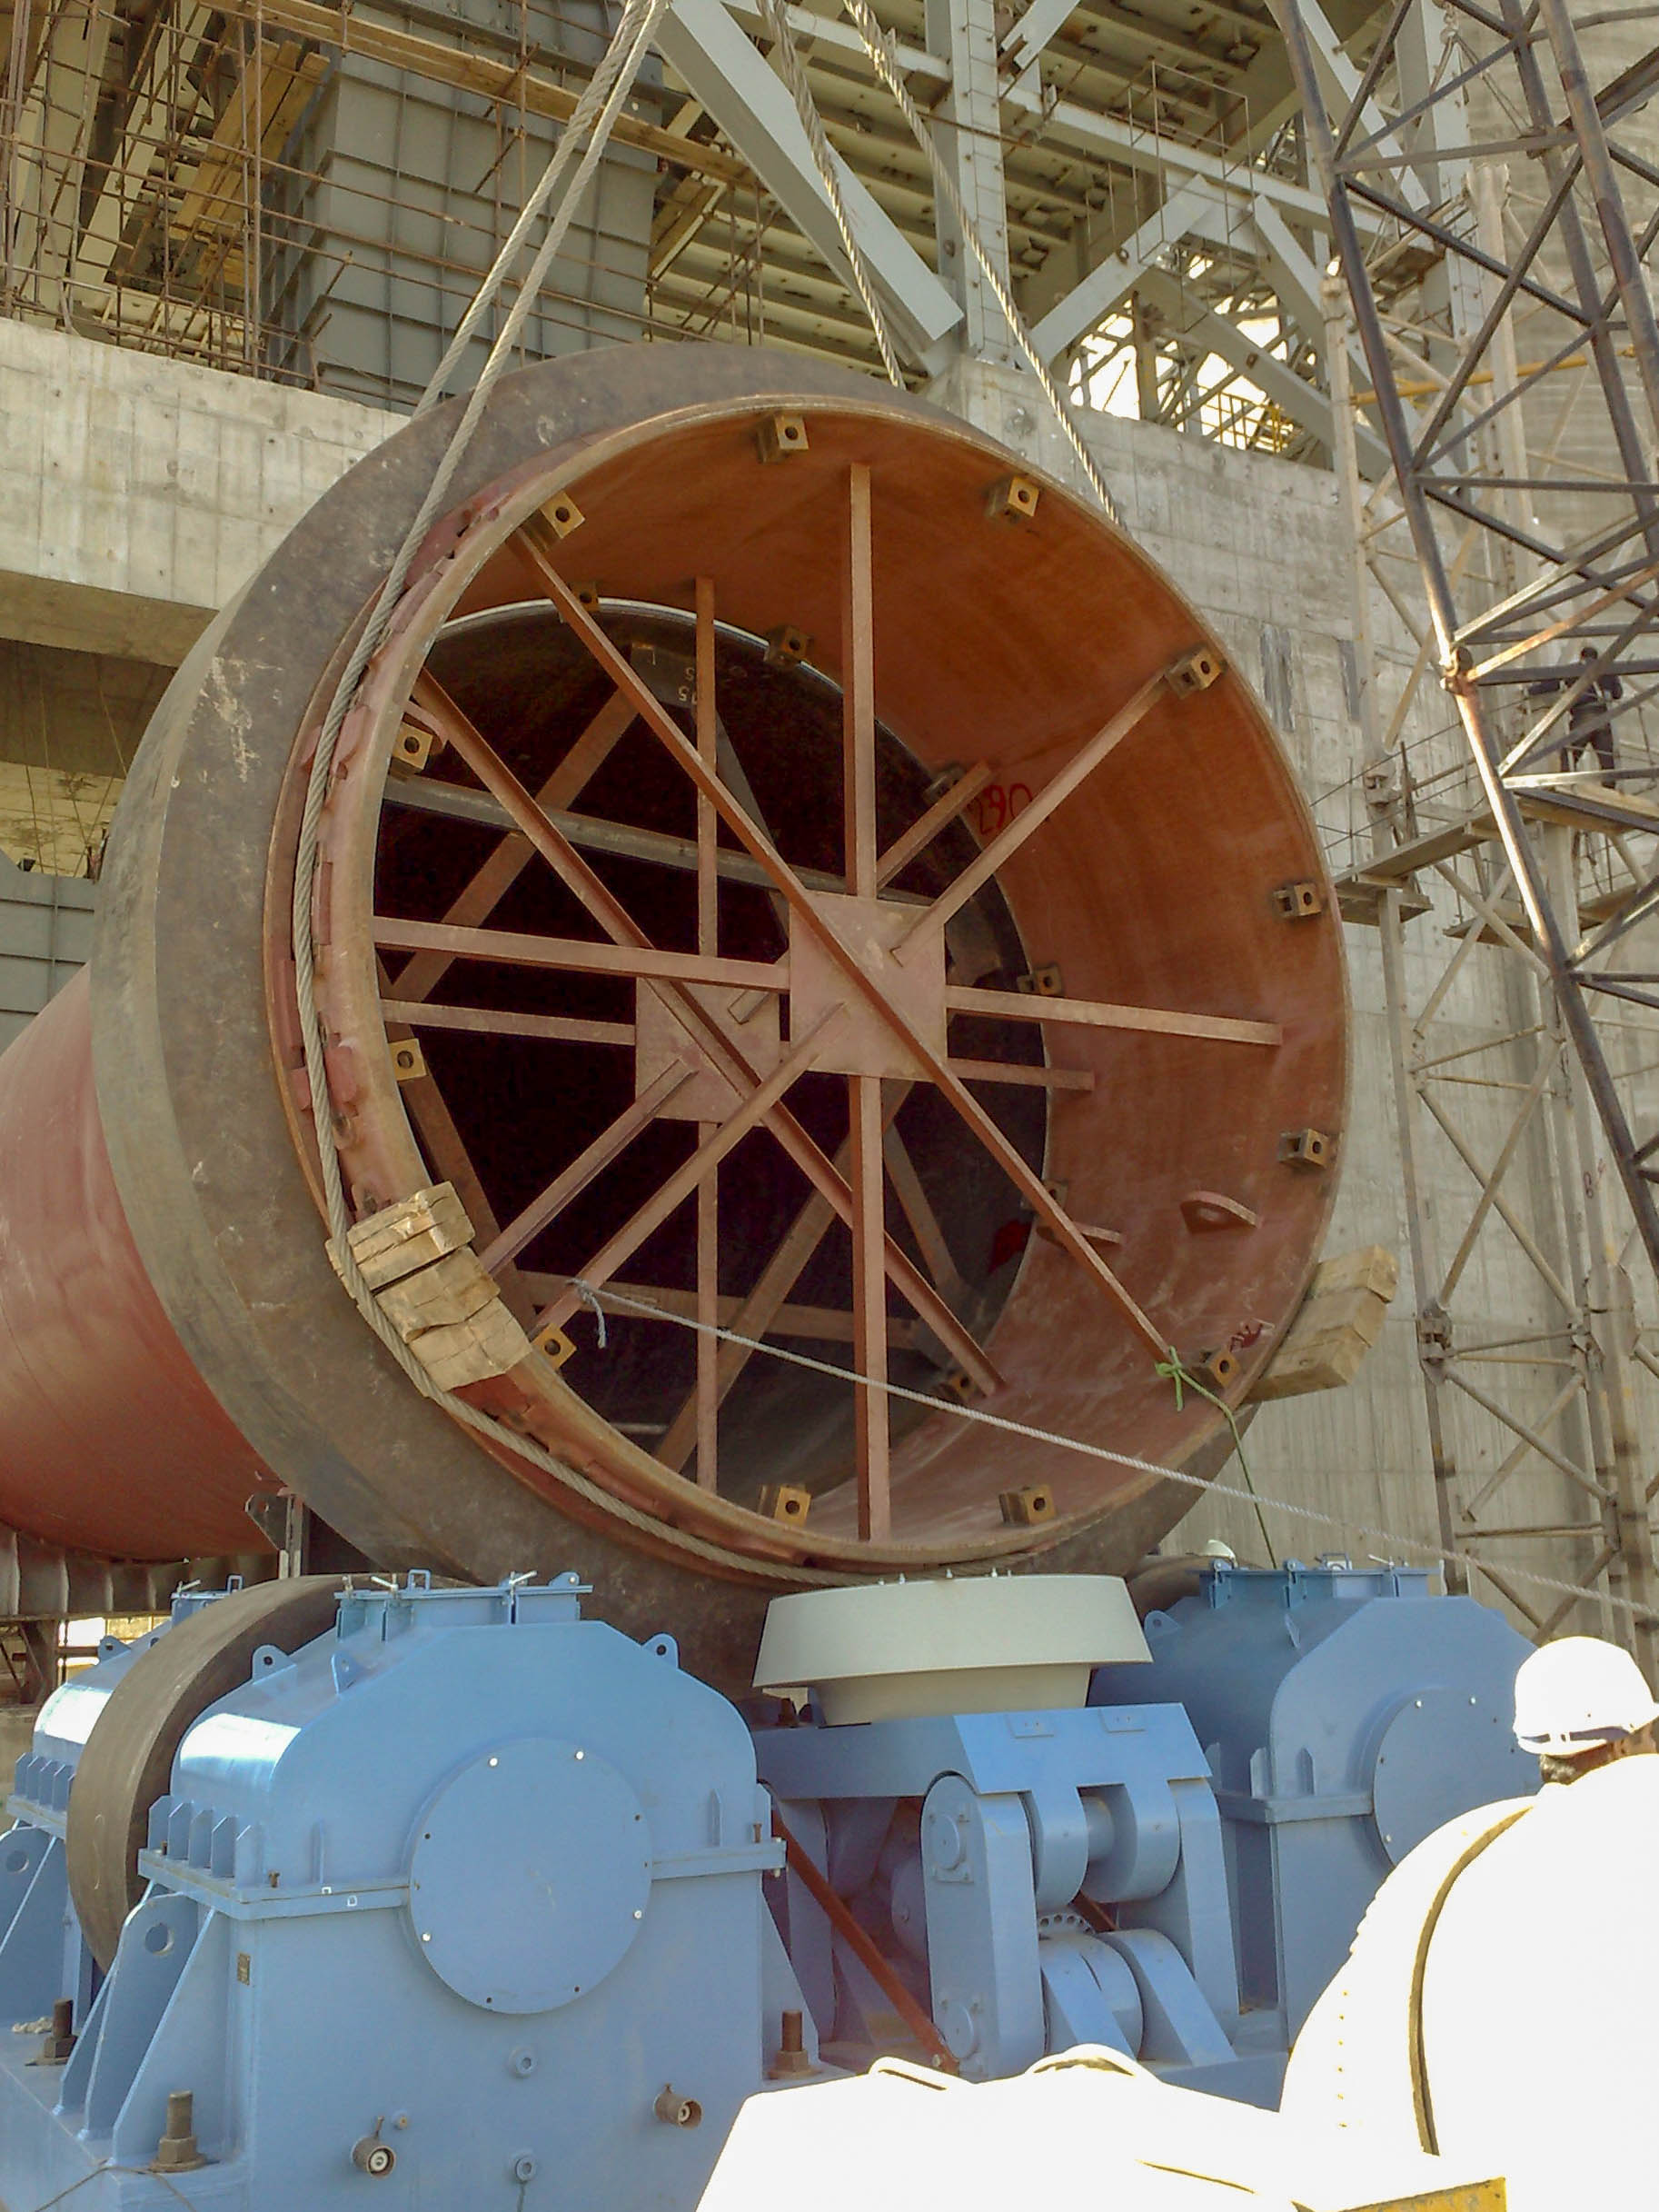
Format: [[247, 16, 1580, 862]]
[[1528, 643, 1623, 783], [1511, 1631, 1659, 1784], [1283, 1629, 1659, 2211]]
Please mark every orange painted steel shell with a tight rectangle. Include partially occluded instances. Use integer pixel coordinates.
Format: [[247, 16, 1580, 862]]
[[0, 347, 1346, 1669]]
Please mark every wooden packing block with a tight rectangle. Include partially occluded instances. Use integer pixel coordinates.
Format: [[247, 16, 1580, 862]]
[[405, 1298, 532, 1391], [1251, 1244, 1399, 1401], [1313, 2184, 1502, 2212], [331, 1182, 473, 1290], [1303, 1244, 1400, 1301], [375, 1247, 498, 1339]]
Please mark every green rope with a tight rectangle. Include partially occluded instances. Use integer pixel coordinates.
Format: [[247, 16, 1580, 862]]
[[1156, 1350, 1276, 1566]]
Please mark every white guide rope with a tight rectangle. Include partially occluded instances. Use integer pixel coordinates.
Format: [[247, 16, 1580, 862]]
[[587, 1279, 1648, 1623]]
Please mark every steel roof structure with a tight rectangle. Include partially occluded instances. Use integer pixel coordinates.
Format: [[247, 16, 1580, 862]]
[[0, 0, 1395, 453]]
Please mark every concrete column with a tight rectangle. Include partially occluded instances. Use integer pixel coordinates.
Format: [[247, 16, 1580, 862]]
[[923, 0, 1012, 362]]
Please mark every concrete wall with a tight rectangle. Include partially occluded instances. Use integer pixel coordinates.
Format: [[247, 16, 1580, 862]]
[[3, 324, 1645, 1630]]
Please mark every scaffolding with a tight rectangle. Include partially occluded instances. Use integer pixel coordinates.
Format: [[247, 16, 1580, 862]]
[[0, 0, 1356, 428], [1283, 0, 1659, 1663]]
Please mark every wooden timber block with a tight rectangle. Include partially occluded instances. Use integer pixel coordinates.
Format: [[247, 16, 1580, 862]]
[[1250, 1244, 1399, 1401], [329, 1183, 473, 1290], [1303, 1244, 1399, 1300], [405, 1298, 532, 1391], [375, 1247, 498, 1339]]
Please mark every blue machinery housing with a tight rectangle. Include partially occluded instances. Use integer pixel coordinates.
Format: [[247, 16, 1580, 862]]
[[0, 1564, 1534, 2209]]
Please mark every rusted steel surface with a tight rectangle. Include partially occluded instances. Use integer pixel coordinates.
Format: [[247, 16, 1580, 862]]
[[0, 969, 266, 1558], [0, 346, 1346, 1637]]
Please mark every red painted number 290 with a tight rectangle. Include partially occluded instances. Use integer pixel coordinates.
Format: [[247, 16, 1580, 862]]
[[974, 782, 1032, 837]]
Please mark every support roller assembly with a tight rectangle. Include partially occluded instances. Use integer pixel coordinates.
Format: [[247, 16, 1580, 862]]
[[0, 346, 1346, 1669], [0, 1565, 1531, 2207]]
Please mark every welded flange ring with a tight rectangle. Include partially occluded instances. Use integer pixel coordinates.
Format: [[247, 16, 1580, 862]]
[[275, 350, 1345, 1571]]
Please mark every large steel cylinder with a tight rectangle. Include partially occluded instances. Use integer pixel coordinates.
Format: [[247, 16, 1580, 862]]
[[0, 347, 1346, 1665]]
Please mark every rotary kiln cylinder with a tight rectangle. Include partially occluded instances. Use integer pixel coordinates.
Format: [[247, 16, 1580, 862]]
[[0, 348, 1346, 1672]]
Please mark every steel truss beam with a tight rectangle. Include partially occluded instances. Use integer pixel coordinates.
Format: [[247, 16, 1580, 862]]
[[658, 0, 963, 366], [1286, 0, 1659, 1657]]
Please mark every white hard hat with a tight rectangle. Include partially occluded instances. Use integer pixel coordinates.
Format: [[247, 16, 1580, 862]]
[[1513, 1636, 1659, 1757]]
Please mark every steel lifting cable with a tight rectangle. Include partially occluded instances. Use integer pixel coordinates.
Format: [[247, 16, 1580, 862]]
[[418, 0, 667, 412], [753, 0, 908, 389], [588, 1280, 1656, 1624], [755, 0, 1119, 522], [835, 0, 1122, 525]]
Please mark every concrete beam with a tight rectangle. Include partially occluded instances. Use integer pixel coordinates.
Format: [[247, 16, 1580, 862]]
[[0, 573, 212, 668], [0, 319, 392, 666]]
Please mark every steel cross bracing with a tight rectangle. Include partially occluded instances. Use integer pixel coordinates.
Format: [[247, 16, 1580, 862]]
[[370, 504, 1257, 1542], [1334, 809, 1659, 1663], [1280, 0, 1659, 1659]]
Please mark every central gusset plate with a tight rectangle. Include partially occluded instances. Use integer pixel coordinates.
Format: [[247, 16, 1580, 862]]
[[636, 981, 783, 1120], [789, 892, 947, 1080]]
